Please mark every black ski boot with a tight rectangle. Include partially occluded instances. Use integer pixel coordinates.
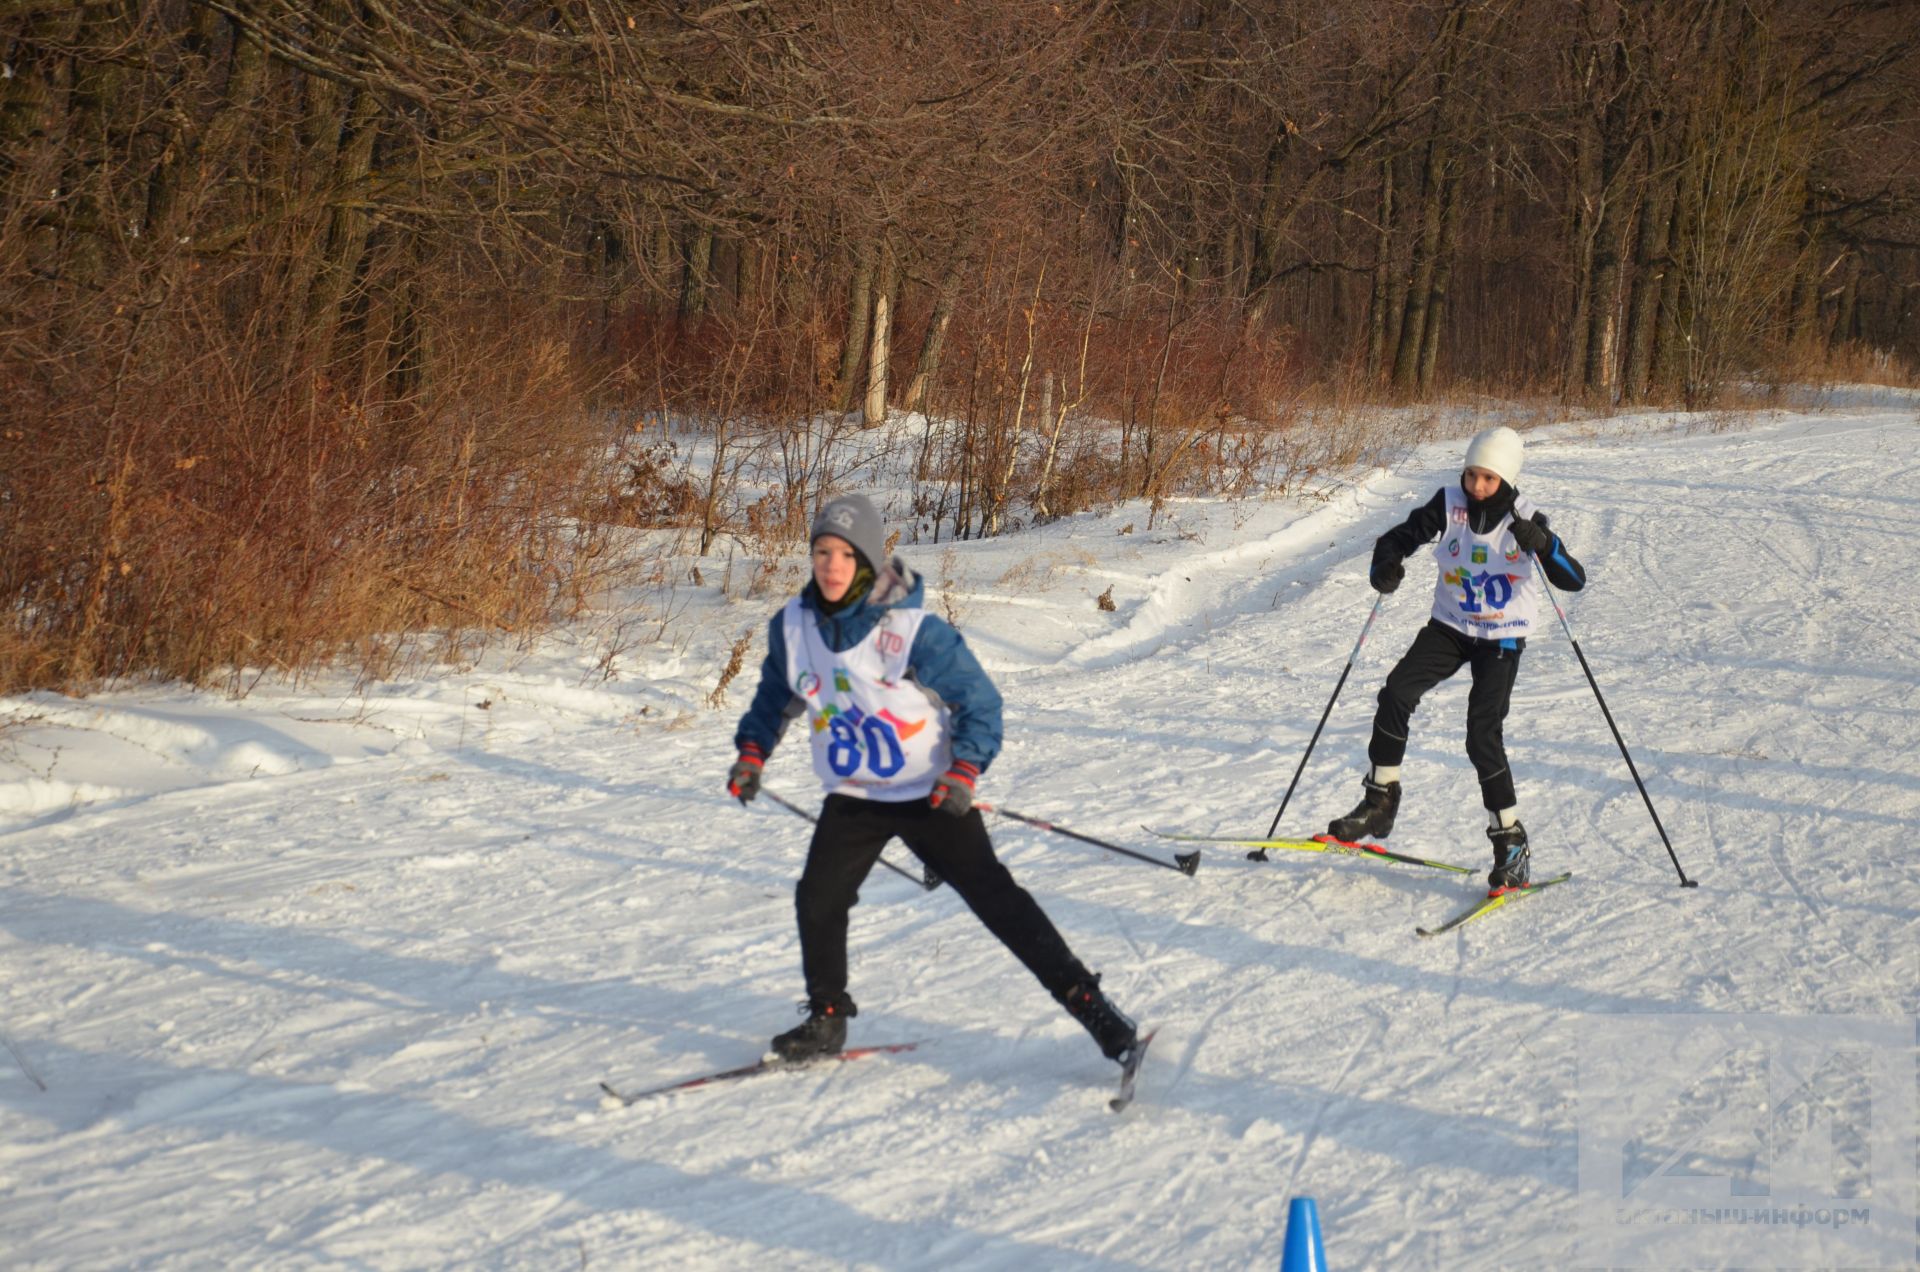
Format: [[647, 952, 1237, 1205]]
[[771, 994, 855, 1061], [1327, 774, 1401, 841], [1487, 822, 1531, 891], [1058, 975, 1138, 1062]]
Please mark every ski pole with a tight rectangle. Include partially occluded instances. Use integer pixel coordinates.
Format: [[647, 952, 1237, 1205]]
[[758, 789, 943, 891], [1263, 592, 1384, 841], [978, 802, 1200, 876], [1538, 572, 1697, 888]]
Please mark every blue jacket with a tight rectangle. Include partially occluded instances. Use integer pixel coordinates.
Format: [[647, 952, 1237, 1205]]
[[733, 561, 1004, 772]]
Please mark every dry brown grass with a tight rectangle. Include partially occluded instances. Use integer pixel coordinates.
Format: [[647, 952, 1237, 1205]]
[[0, 284, 624, 695], [1779, 340, 1920, 390]]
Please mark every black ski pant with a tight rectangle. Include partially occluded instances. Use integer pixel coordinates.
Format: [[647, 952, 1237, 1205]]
[[1367, 619, 1524, 812], [794, 794, 1089, 1009]]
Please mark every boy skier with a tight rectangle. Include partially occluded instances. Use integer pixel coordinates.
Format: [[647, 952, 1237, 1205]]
[[726, 493, 1140, 1069], [1326, 426, 1587, 891]]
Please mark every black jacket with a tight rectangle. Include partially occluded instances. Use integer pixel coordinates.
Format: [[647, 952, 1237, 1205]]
[[1372, 483, 1587, 592]]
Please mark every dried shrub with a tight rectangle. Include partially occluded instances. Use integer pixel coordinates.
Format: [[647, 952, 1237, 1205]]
[[707, 629, 754, 708], [0, 277, 618, 693], [600, 442, 703, 527]]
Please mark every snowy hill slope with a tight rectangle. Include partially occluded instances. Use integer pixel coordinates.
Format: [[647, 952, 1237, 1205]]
[[3, 402, 1917, 1269]]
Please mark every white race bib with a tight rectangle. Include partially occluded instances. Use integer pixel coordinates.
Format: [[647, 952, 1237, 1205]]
[[1428, 487, 1544, 640], [783, 600, 951, 800]]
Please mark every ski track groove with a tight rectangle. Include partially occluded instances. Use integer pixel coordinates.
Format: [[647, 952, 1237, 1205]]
[[1277, 1007, 1389, 1204], [5, 406, 1919, 1270]]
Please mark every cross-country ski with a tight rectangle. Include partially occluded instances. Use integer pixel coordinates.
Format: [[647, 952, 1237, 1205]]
[[598, 1042, 925, 1106], [1415, 873, 1576, 937], [1146, 827, 1475, 874]]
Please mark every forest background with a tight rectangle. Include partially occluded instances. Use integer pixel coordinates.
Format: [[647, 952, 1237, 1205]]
[[4, 0, 1917, 694]]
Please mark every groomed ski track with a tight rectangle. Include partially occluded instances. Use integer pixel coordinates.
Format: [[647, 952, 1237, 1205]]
[[3, 399, 1917, 1268]]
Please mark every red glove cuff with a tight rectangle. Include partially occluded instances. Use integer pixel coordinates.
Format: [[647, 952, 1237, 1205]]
[[736, 742, 765, 768], [941, 760, 980, 788]]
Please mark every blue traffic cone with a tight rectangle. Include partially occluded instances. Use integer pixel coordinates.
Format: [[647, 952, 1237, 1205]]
[[1281, 1196, 1328, 1272]]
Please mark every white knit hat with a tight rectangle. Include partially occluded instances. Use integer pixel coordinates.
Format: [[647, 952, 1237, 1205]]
[[1463, 426, 1523, 485]]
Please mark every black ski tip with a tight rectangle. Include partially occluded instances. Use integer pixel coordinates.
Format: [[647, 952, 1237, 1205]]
[[1174, 850, 1201, 876]]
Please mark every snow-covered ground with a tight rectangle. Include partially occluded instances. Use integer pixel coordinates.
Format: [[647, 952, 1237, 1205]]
[[3, 400, 1917, 1270]]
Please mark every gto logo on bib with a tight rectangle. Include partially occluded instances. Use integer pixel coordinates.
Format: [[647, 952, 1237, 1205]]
[[876, 629, 906, 657]]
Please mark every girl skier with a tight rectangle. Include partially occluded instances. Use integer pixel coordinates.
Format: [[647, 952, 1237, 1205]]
[[1326, 426, 1587, 891], [726, 494, 1139, 1068]]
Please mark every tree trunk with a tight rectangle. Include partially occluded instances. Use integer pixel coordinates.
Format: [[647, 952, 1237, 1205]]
[[862, 241, 896, 427], [735, 236, 760, 310], [836, 241, 875, 412], [1621, 167, 1676, 401], [1562, 133, 1600, 398], [140, 6, 223, 244], [1247, 127, 1348, 328], [1392, 141, 1444, 393], [1783, 235, 1825, 354], [302, 87, 383, 367], [986, 270, 1044, 536], [1417, 165, 1463, 394], [1382, 158, 1409, 385], [1583, 204, 1626, 400], [1035, 306, 1093, 521], [0, 11, 81, 289], [1582, 129, 1637, 399], [1222, 221, 1246, 296], [58, 4, 128, 294], [279, 3, 353, 340], [1654, 153, 1702, 398], [1366, 157, 1394, 382], [1245, 132, 1294, 326], [1829, 252, 1861, 348], [0, 9, 80, 168], [711, 236, 739, 305], [900, 260, 960, 415], [679, 226, 714, 317], [646, 215, 676, 309]]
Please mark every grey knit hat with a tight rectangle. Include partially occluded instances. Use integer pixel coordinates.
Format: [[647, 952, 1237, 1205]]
[[810, 493, 886, 569]]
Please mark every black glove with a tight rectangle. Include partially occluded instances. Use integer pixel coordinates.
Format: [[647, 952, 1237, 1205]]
[[1369, 556, 1405, 594], [726, 742, 765, 803], [929, 760, 979, 817], [1509, 512, 1554, 556]]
